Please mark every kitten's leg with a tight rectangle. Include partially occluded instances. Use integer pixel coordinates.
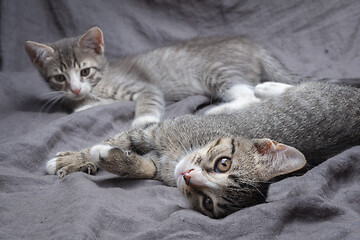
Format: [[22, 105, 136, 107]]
[[47, 126, 159, 178], [90, 145, 157, 178], [206, 84, 260, 115], [132, 89, 165, 128], [74, 99, 117, 112], [254, 82, 294, 99]]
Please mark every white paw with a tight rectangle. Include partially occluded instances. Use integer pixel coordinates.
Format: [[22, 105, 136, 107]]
[[205, 105, 231, 115], [254, 82, 293, 99], [132, 115, 159, 128], [90, 144, 114, 164], [74, 105, 93, 112], [46, 158, 58, 175]]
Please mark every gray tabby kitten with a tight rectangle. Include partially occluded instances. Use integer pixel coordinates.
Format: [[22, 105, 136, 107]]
[[26, 26, 311, 128], [47, 82, 360, 218]]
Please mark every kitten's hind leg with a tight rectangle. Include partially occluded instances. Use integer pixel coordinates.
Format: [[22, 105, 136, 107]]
[[90, 145, 157, 178], [206, 84, 260, 115], [254, 82, 294, 99]]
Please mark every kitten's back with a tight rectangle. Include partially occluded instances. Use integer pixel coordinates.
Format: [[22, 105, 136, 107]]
[[109, 37, 304, 101]]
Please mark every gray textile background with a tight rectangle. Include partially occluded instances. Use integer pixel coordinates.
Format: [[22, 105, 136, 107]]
[[1, 0, 359, 239]]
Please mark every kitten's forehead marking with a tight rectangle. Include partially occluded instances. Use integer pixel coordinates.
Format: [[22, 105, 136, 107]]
[[231, 138, 236, 155], [72, 50, 80, 68]]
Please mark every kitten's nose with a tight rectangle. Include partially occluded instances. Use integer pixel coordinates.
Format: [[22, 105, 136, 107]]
[[72, 88, 81, 96], [182, 169, 194, 185]]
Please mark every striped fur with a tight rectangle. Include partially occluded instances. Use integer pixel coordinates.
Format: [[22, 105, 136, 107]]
[[47, 82, 360, 218], [26, 27, 314, 127]]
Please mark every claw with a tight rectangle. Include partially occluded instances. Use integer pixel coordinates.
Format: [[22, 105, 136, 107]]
[[59, 172, 65, 179], [87, 167, 92, 175]]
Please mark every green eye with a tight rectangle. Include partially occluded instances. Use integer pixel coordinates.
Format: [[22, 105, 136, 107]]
[[54, 74, 66, 82], [214, 157, 232, 173], [203, 195, 213, 212], [80, 68, 91, 77]]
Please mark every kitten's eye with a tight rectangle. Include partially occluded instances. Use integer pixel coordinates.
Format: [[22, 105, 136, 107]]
[[54, 74, 66, 82], [214, 157, 232, 173], [203, 195, 213, 212], [80, 68, 91, 77]]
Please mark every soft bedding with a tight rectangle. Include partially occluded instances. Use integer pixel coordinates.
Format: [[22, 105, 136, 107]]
[[1, 1, 359, 239]]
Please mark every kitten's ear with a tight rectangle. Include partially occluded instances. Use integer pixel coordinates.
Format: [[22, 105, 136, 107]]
[[78, 26, 104, 54], [24, 41, 54, 68], [252, 138, 306, 180]]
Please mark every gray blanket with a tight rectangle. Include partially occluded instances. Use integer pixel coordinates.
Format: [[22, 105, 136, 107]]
[[1, 1, 359, 239]]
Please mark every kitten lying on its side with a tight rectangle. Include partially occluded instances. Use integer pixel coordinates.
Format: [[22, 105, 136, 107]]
[[27, 26, 318, 127], [47, 82, 360, 218]]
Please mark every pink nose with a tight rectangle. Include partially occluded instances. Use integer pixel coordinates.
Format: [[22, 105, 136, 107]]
[[182, 169, 194, 185], [72, 89, 81, 96]]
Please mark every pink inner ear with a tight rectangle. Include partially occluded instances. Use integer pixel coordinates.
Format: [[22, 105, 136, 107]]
[[91, 30, 104, 54], [25, 46, 38, 64], [25, 41, 54, 67], [255, 139, 287, 155], [254, 138, 307, 180], [255, 140, 273, 155], [80, 27, 104, 54]]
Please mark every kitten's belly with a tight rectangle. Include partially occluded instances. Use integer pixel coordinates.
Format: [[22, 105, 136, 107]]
[[162, 83, 210, 101]]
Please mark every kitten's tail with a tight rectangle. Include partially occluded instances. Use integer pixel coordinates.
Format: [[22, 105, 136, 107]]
[[259, 49, 313, 84], [259, 49, 360, 88]]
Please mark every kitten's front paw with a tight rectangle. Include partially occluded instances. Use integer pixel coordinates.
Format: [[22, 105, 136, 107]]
[[131, 115, 159, 128], [74, 105, 93, 112], [46, 151, 97, 179]]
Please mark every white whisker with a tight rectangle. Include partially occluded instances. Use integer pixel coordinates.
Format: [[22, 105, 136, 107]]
[[40, 93, 64, 113]]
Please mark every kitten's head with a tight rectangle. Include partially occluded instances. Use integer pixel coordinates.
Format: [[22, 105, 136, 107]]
[[25, 26, 107, 101], [174, 137, 306, 218]]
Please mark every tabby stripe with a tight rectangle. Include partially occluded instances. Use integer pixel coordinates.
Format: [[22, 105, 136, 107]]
[[228, 174, 238, 181], [231, 138, 235, 155], [146, 97, 164, 107], [129, 92, 135, 101], [74, 52, 80, 68], [143, 101, 162, 107], [192, 155, 202, 164], [58, 52, 66, 71], [111, 89, 118, 98], [124, 91, 136, 101], [217, 203, 238, 212], [221, 196, 236, 204], [207, 138, 221, 157], [214, 138, 221, 147]]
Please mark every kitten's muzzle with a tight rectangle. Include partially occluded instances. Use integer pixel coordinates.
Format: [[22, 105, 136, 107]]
[[181, 168, 217, 189]]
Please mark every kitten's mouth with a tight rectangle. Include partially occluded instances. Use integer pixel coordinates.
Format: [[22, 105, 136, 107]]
[[73, 94, 87, 100], [66, 92, 88, 101]]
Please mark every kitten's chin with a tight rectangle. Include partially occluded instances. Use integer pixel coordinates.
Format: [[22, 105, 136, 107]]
[[64, 92, 89, 101]]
